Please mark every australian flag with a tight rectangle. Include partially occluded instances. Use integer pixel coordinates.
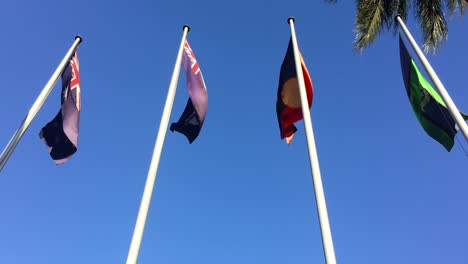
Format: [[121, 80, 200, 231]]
[[170, 40, 208, 143], [39, 52, 81, 164]]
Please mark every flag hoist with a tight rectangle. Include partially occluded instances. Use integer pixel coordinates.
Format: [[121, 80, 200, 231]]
[[287, 17, 336, 264], [126, 25, 190, 264], [396, 15, 468, 142], [0, 36, 82, 172]]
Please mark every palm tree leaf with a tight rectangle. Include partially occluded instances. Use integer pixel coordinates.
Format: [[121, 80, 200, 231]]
[[447, 0, 467, 15], [447, 0, 458, 14], [415, 0, 448, 52], [353, 0, 386, 50], [388, 0, 409, 33], [326, 0, 465, 52], [396, 0, 409, 22], [457, 0, 467, 14]]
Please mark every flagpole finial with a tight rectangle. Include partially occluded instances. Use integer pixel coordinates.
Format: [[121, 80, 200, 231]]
[[288, 17, 295, 24], [75, 35, 83, 44], [394, 14, 402, 22], [183, 25, 190, 32]]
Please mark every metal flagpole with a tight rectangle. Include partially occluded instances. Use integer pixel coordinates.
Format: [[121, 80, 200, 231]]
[[126, 25, 190, 264], [396, 15, 468, 141], [0, 36, 82, 172], [288, 17, 337, 264]]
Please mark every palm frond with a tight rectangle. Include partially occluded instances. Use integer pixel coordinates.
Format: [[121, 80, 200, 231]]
[[457, 0, 467, 14], [387, 0, 409, 33], [396, 0, 409, 23], [333, 0, 465, 52], [415, 0, 447, 52], [447, 0, 467, 15], [353, 0, 386, 50], [447, 0, 458, 15]]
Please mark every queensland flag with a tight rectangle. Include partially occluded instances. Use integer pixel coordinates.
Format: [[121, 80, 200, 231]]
[[39, 52, 81, 164], [170, 40, 208, 143], [276, 38, 313, 144]]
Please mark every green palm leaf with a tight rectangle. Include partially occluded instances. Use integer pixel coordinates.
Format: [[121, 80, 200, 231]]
[[416, 0, 447, 53], [325, 0, 466, 52], [353, 0, 386, 50]]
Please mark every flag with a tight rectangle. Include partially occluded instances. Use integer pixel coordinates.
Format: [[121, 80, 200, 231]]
[[399, 36, 467, 151], [276, 38, 313, 144], [170, 40, 208, 143], [39, 52, 81, 163]]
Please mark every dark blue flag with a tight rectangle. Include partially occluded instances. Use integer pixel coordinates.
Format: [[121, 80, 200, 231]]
[[170, 40, 208, 143], [39, 52, 81, 164]]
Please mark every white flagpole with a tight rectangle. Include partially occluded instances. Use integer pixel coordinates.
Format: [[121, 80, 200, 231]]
[[0, 36, 82, 172], [396, 15, 468, 141], [126, 25, 190, 264], [288, 17, 336, 264]]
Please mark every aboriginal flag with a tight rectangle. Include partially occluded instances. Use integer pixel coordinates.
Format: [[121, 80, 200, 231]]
[[276, 38, 313, 144]]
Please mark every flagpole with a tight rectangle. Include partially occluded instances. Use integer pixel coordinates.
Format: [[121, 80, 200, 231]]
[[126, 25, 190, 264], [396, 15, 468, 141], [287, 17, 336, 264], [0, 36, 82, 172]]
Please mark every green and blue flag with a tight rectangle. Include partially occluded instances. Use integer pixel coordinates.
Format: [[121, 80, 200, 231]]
[[399, 36, 467, 151]]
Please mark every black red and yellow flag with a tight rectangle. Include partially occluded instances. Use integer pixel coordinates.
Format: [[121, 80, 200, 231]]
[[276, 38, 313, 144]]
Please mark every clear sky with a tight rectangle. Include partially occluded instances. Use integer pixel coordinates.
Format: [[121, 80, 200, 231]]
[[0, 1, 467, 263]]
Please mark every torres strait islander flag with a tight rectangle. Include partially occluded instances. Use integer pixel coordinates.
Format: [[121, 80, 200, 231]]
[[399, 35, 467, 151], [39, 52, 81, 164], [170, 40, 208, 143], [276, 38, 313, 144]]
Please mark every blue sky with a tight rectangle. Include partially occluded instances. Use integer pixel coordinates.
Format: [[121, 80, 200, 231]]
[[0, 1, 467, 263]]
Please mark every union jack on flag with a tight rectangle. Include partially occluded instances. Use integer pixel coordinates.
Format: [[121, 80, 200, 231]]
[[68, 52, 81, 111], [40, 51, 82, 164], [170, 39, 208, 143], [184, 41, 200, 75]]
